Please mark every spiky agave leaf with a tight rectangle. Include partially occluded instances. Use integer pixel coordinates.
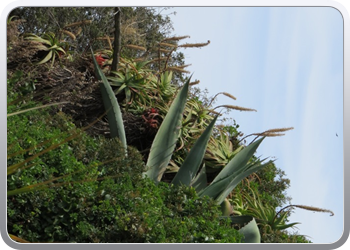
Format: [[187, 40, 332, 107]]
[[221, 215, 261, 243], [142, 78, 190, 182], [198, 138, 266, 204], [239, 217, 261, 243], [171, 115, 218, 186], [91, 48, 127, 156], [190, 164, 207, 193]]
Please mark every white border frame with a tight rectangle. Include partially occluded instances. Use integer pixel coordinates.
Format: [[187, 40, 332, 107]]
[[1, 1, 348, 249]]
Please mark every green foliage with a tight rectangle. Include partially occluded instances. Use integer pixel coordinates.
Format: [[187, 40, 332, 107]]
[[7, 89, 242, 243], [236, 186, 299, 234], [10, 7, 191, 87], [261, 230, 312, 243]]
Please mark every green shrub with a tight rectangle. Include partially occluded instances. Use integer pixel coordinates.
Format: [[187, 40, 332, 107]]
[[7, 101, 242, 243]]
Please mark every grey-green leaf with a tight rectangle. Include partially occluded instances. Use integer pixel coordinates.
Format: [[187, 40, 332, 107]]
[[91, 48, 127, 156], [239, 217, 261, 243], [142, 78, 190, 182], [211, 137, 265, 185], [221, 215, 261, 243], [190, 164, 207, 193], [214, 161, 271, 204], [172, 115, 218, 186]]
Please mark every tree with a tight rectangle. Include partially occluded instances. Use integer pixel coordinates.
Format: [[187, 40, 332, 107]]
[[10, 7, 187, 84], [111, 7, 121, 72]]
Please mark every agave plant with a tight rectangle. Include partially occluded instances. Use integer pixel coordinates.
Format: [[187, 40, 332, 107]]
[[140, 77, 274, 243], [91, 58, 269, 242], [91, 51, 280, 243]]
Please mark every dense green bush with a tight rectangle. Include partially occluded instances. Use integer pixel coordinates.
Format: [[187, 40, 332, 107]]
[[7, 97, 242, 243]]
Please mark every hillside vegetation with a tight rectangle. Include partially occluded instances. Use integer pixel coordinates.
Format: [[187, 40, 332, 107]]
[[7, 7, 327, 243]]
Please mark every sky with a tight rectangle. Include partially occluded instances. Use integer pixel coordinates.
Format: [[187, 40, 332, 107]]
[[161, 7, 344, 244]]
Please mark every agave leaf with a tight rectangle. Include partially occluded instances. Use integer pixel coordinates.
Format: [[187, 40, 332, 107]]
[[198, 139, 265, 199], [172, 115, 218, 186], [91, 48, 127, 156], [214, 161, 271, 204], [220, 215, 261, 243], [190, 164, 207, 193], [211, 137, 265, 184], [198, 173, 234, 200], [198, 157, 270, 205], [221, 215, 255, 225], [239, 217, 261, 243], [143, 78, 190, 182]]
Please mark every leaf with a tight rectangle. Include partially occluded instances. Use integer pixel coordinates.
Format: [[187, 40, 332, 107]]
[[37, 50, 53, 65], [211, 137, 264, 184], [190, 164, 207, 193], [198, 139, 266, 203], [220, 215, 261, 243], [142, 78, 190, 182], [9, 234, 30, 243], [171, 115, 218, 186], [7, 101, 69, 117], [198, 173, 234, 201], [91, 48, 127, 156], [274, 222, 300, 231], [114, 83, 127, 95], [214, 161, 271, 204], [239, 217, 261, 243]]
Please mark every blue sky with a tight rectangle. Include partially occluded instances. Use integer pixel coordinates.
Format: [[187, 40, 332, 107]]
[[161, 7, 344, 243]]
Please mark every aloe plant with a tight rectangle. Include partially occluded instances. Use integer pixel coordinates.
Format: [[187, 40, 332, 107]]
[[204, 129, 244, 171], [107, 67, 150, 107], [240, 186, 300, 234], [25, 32, 67, 67]]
